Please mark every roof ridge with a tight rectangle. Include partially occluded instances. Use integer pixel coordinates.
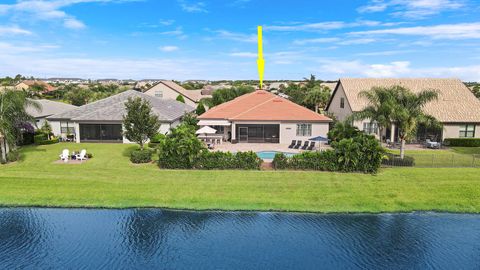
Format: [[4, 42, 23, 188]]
[[230, 92, 277, 119]]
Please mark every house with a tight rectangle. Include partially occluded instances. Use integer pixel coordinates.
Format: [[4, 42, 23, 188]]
[[15, 80, 55, 93], [268, 82, 289, 90], [198, 90, 332, 144], [47, 90, 194, 143], [144, 80, 211, 107], [26, 99, 77, 128], [326, 78, 480, 142]]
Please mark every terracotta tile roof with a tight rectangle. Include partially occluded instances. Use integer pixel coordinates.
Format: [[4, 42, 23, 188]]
[[334, 78, 480, 123], [19, 80, 56, 92], [199, 90, 332, 122]]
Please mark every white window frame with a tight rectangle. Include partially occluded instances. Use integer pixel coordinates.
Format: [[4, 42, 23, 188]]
[[296, 123, 312, 137], [155, 90, 163, 98], [459, 124, 475, 138]]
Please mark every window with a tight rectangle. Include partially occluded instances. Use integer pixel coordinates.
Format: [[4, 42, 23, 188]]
[[459, 124, 475, 138], [60, 122, 75, 134], [340, 97, 345, 108], [296, 123, 312, 137], [363, 122, 378, 134], [212, 126, 225, 134], [155, 90, 163, 98]]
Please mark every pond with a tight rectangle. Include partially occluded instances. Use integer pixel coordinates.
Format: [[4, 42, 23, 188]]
[[0, 208, 479, 269]]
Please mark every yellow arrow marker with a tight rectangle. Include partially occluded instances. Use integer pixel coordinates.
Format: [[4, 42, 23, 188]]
[[257, 25, 265, 89]]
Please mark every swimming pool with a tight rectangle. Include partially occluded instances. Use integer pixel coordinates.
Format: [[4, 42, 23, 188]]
[[256, 151, 295, 160]]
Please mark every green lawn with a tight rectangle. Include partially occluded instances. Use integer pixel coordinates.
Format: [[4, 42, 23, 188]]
[[387, 147, 480, 167], [0, 143, 479, 213]]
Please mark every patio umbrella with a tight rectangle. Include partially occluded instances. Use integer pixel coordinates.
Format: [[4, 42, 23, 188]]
[[195, 126, 217, 135], [196, 126, 217, 142], [308, 135, 329, 142]]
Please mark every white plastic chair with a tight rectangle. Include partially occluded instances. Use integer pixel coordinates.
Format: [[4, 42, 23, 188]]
[[59, 149, 69, 162], [76, 149, 87, 161]]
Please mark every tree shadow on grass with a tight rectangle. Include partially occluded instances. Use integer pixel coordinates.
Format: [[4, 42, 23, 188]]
[[17, 145, 47, 162], [122, 145, 141, 158]]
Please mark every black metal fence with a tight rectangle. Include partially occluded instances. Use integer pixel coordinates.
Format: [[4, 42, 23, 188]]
[[382, 153, 480, 168]]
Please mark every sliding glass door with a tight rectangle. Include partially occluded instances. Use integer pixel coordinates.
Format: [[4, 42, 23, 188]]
[[79, 124, 123, 142]]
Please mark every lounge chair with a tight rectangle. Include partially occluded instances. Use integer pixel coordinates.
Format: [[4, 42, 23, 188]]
[[293, 140, 302, 149], [300, 141, 309, 150], [307, 142, 316, 151], [59, 149, 69, 162], [76, 149, 87, 161], [288, 140, 296, 149]]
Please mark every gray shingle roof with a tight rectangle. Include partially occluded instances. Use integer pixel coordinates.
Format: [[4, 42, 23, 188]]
[[47, 90, 195, 122], [26, 99, 77, 118]]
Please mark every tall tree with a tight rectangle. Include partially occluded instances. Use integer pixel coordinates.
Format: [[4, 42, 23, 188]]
[[353, 85, 439, 159], [0, 90, 40, 162], [351, 86, 397, 140], [390, 87, 439, 159], [303, 85, 331, 113], [195, 102, 206, 115], [65, 86, 93, 106], [123, 97, 160, 150], [176, 95, 186, 103]]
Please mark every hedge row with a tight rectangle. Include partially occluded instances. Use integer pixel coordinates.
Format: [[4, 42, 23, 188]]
[[381, 153, 415, 167], [34, 134, 59, 145], [444, 138, 480, 147], [273, 134, 385, 174], [195, 151, 262, 170]]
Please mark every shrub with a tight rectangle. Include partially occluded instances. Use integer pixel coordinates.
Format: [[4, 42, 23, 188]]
[[272, 133, 384, 173], [34, 134, 59, 145], [176, 95, 186, 103], [272, 153, 288, 169], [150, 133, 166, 143], [130, 149, 153, 164], [196, 102, 206, 115], [158, 124, 205, 169], [234, 151, 262, 170], [382, 153, 415, 167], [443, 138, 480, 147], [6, 150, 20, 162], [34, 133, 47, 144], [86, 153, 94, 159]]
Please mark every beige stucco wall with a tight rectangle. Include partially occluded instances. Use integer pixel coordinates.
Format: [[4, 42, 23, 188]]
[[280, 122, 329, 144], [144, 84, 197, 107], [327, 83, 353, 121], [442, 124, 480, 139]]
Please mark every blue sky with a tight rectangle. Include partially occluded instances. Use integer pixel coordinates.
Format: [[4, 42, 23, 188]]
[[0, 0, 480, 80]]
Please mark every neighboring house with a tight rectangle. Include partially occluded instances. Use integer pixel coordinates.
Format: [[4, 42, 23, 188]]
[[144, 80, 211, 107], [320, 82, 338, 92], [26, 99, 77, 128], [268, 82, 289, 90], [198, 90, 332, 144], [15, 80, 56, 93], [47, 90, 194, 143], [326, 78, 480, 142]]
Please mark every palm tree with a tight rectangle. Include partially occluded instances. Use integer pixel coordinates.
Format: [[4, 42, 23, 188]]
[[0, 90, 40, 162], [351, 86, 397, 140], [390, 87, 439, 159], [353, 85, 439, 159], [303, 85, 331, 113]]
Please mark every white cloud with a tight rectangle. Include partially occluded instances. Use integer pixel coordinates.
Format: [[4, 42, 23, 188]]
[[350, 22, 480, 39], [212, 30, 257, 43], [293, 38, 340, 45], [159, 46, 179, 52], [178, 0, 207, 13], [293, 37, 376, 46], [265, 20, 401, 32], [64, 18, 86, 29], [358, 0, 465, 19], [0, 25, 32, 35], [0, 0, 138, 29], [356, 50, 414, 56], [228, 52, 257, 58], [0, 42, 59, 53]]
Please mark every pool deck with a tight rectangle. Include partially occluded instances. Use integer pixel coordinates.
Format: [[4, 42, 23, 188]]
[[212, 142, 330, 154]]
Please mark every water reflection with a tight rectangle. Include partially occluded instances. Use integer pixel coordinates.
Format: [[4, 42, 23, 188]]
[[0, 208, 479, 269]]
